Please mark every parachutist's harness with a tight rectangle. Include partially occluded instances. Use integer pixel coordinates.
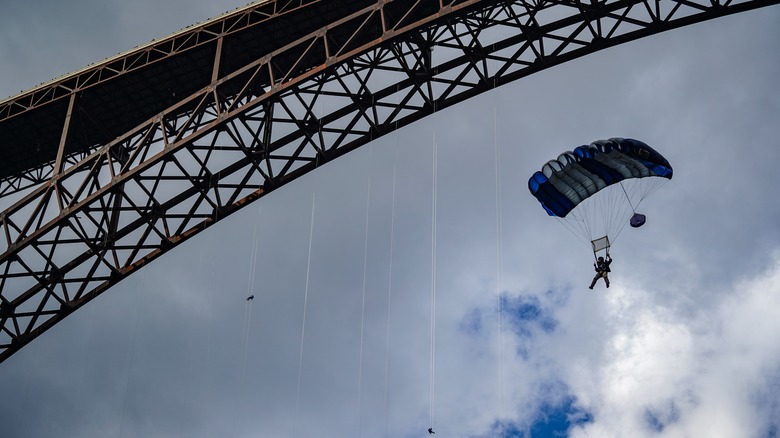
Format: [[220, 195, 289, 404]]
[[595, 256, 611, 273]]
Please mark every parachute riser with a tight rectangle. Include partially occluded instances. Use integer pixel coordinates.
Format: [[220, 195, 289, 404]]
[[619, 181, 637, 214]]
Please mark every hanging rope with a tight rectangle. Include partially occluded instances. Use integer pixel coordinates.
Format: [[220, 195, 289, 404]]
[[204, 178, 218, 369], [384, 149, 399, 438], [428, 131, 439, 431], [356, 146, 373, 437], [75, 289, 96, 413], [293, 191, 317, 438], [182, 195, 219, 438], [118, 271, 144, 438], [492, 103, 506, 437], [241, 204, 262, 385], [240, 292, 253, 379]]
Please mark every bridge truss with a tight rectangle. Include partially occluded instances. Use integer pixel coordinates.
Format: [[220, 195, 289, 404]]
[[1, 0, 778, 362]]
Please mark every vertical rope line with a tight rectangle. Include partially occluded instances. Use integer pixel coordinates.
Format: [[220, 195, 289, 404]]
[[356, 147, 373, 438], [247, 206, 261, 296], [194, 177, 220, 437], [182, 182, 219, 438], [384, 150, 399, 438], [75, 293, 96, 412], [493, 103, 505, 436], [233, 299, 252, 438], [430, 61, 440, 417], [205, 179, 217, 382], [241, 204, 262, 385], [241, 295, 253, 380], [429, 131, 438, 429], [119, 272, 144, 438], [293, 191, 317, 438], [382, 88, 403, 438]]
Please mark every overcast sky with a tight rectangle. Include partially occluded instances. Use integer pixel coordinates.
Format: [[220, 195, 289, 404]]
[[2, 1, 780, 437]]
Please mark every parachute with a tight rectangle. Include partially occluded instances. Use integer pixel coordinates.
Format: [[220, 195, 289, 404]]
[[528, 138, 672, 256]]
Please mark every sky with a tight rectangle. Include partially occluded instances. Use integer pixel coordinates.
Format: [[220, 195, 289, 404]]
[[2, 1, 780, 438]]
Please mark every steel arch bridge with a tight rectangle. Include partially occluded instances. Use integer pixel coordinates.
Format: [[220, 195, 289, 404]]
[[0, 0, 777, 363]]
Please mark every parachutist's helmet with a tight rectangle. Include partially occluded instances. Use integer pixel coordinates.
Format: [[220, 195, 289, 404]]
[[598, 257, 604, 261]]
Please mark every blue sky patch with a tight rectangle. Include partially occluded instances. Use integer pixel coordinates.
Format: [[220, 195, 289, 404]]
[[459, 292, 561, 360], [532, 396, 593, 437], [501, 293, 558, 338], [474, 394, 592, 437]]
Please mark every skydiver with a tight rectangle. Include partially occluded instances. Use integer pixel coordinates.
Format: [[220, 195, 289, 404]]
[[428, 427, 435, 434], [246, 295, 254, 301], [589, 254, 612, 289]]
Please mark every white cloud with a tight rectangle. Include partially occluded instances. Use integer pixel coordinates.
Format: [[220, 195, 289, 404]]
[[569, 251, 780, 438]]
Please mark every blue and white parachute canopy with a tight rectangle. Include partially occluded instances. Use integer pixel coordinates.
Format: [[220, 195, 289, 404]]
[[528, 138, 673, 218]]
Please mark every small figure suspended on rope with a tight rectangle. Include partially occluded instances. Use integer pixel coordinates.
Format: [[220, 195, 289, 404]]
[[246, 295, 254, 301], [589, 254, 612, 289], [428, 427, 435, 434]]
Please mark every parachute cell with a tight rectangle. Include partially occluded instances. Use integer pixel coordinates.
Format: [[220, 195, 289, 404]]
[[528, 138, 672, 218]]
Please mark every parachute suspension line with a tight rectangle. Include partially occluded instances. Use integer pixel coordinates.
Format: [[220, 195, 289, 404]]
[[493, 103, 505, 436], [619, 181, 637, 213], [384, 149, 399, 438], [634, 176, 667, 209], [561, 187, 595, 245], [356, 147, 373, 438], [429, 131, 439, 430], [612, 177, 666, 242], [605, 183, 628, 253], [603, 182, 622, 246], [556, 215, 592, 251], [611, 183, 637, 244], [565, 197, 596, 245], [293, 191, 317, 438]]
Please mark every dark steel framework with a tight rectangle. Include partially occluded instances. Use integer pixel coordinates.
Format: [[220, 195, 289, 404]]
[[1, 0, 777, 363]]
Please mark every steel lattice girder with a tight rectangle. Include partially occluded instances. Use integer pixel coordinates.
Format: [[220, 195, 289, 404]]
[[1, 0, 778, 363]]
